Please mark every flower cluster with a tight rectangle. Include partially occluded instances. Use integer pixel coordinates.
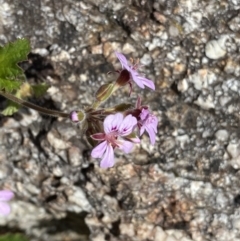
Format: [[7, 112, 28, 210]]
[[70, 52, 158, 168]]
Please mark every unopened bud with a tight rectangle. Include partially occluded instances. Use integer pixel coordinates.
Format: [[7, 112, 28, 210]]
[[69, 110, 85, 123], [95, 83, 114, 103], [105, 103, 132, 114]]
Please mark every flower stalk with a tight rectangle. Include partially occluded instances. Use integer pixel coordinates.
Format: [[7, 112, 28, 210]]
[[0, 90, 69, 118]]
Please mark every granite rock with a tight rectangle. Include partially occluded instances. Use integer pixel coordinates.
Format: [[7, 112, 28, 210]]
[[0, 0, 240, 241]]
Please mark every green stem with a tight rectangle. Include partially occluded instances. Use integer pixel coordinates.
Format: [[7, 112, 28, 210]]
[[0, 91, 69, 118]]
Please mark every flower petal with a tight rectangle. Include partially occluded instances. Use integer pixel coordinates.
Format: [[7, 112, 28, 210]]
[[140, 108, 149, 121], [91, 141, 107, 158], [100, 144, 115, 168], [115, 52, 129, 69], [118, 140, 134, 153], [104, 113, 123, 133], [119, 114, 137, 136], [145, 125, 157, 145], [0, 190, 14, 201], [145, 114, 158, 133], [0, 202, 11, 216], [91, 133, 105, 141], [138, 76, 155, 90], [151, 116, 158, 133], [130, 70, 145, 89], [140, 125, 145, 136], [69, 111, 79, 123]]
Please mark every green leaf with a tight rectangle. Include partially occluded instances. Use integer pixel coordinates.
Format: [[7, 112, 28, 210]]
[[0, 233, 28, 241], [31, 83, 50, 97], [0, 78, 21, 92], [1, 82, 50, 116], [0, 38, 30, 92], [2, 100, 20, 116]]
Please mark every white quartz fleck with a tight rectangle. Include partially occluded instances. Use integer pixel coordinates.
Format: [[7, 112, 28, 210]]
[[176, 134, 190, 149], [141, 53, 152, 65], [67, 187, 92, 212], [219, 96, 231, 106], [188, 69, 217, 90], [154, 227, 167, 241], [194, 95, 215, 110], [51, 50, 71, 61], [47, 131, 70, 150], [122, 43, 135, 54], [178, 78, 189, 92], [227, 142, 240, 158], [32, 48, 49, 57], [215, 129, 229, 142], [205, 36, 228, 59], [190, 181, 203, 198], [222, 78, 240, 93]]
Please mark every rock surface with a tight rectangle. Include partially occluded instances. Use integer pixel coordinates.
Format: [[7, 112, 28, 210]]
[[0, 0, 240, 241]]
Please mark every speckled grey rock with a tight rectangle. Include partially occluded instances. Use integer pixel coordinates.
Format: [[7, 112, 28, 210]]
[[0, 0, 240, 241]]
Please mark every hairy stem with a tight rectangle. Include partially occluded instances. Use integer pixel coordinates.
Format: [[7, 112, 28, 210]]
[[0, 91, 69, 118]]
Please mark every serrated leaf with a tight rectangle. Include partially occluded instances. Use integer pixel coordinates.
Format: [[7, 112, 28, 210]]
[[0, 38, 30, 93], [31, 83, 50, 97], [1, 82, 50, 116], [1, 82, 30, 115], [2, 100, 20, 116], [0, 78, 21, 92]]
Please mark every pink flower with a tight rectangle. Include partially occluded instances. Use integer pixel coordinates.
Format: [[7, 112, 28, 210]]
[[115, 52, 155, 90], [91, 113, 139, 168], [133, 97, 158, 145], [0, 190, 14, 216], [139, 108, 158, 145]]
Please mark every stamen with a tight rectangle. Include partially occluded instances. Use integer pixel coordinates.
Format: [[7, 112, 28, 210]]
[[129, 57, 134, 65]]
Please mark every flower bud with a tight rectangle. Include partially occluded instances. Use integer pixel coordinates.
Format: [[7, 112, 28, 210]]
[[104, 103, 132, 114], [95, 83, 114, 103], [69, 110, 85, 123]]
